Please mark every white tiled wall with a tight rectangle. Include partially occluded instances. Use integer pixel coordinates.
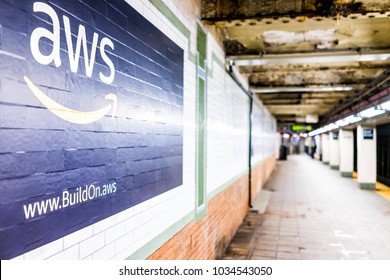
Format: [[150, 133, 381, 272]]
[[251, 97, 278, 165], [206, 36, 250, 194]]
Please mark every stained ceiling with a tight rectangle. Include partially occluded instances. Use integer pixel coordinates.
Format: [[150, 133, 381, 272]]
[[201, 0, 390, 131]]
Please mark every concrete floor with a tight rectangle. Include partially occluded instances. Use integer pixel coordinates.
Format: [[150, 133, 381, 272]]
[[222, 154, 390, 260]]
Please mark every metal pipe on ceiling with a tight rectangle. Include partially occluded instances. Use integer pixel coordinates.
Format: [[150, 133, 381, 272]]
[[251, 86, 356, 93], [227, 50, 390, 66]]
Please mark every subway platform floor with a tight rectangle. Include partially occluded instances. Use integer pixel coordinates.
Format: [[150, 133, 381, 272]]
[[222, 154, 390, 260]]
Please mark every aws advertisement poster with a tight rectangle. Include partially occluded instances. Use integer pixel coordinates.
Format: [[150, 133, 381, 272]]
[[0, 0, 184, 259]]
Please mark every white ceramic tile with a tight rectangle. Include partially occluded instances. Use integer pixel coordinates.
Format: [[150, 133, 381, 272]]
[[115, 207, 134, 224], [105, 222, 126, 244], [93, 215, 117, 234], [92, 242, 116, 260], [79, 232, 105, 259], [24, 238, 63, 260], [115, 232, 135, 255], [48, 245, 79, 260], [125, 213, 142, 233], [64, 226, 93, 249]]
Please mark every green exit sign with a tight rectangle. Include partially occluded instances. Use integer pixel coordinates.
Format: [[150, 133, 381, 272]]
[[292, 125, 313, 131]]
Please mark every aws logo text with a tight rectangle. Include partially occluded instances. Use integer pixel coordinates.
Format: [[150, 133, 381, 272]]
[[25, 2, 118, 124], [31, 2, 115, 84]]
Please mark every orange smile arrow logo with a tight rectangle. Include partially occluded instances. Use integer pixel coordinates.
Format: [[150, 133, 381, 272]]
[[24, 76, 117, 124]]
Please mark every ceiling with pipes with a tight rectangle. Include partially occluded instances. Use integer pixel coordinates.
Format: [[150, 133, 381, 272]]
[[201, 0, 390, 131]]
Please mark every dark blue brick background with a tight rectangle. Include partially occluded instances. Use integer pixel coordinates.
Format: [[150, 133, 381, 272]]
[[0, 0, 183, 259]]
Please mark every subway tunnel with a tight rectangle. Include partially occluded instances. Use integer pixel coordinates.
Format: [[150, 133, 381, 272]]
[[0, 0, 389, 260]]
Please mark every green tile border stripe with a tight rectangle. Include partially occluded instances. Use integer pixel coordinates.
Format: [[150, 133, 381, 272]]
[[208, 52, 225, 78], [126, 211, 194, 260], [211, 52, 225, 69], [148, 0, 195, 63], [341, 172, 353, 178], [251, 153, 276, 168], [209, 154, 276, 201], [359, 183, 376, 190], [208, 169, 249, 200]]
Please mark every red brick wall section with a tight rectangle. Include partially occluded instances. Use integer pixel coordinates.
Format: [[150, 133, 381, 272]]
[[147, 154, 276, 260], [251, 155, 276, 205]]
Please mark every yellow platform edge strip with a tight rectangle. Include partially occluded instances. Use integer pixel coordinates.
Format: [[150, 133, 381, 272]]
[[375, 182, 390, 202], [352, 171, 390, 202]]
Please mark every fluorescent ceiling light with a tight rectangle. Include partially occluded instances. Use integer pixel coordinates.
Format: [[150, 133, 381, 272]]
[[343, 115, 362, 124], [229, 50, 390, 66], [328, 123, 339, 130], [379, 100, 390, 111], [336, 119, 349, 127], [301, 99, 388, 138], [309, 128, 324, 136], [251, 86, 354, 93], [358, 107, 385, 118]]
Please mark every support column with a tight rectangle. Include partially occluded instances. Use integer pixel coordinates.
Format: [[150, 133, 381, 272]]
[[314, 134, 321, 160], [329, 131, 339, 170], [322, 133, 330, 164], [357, 125, 377, 190], [339, 129, 353, 177]]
